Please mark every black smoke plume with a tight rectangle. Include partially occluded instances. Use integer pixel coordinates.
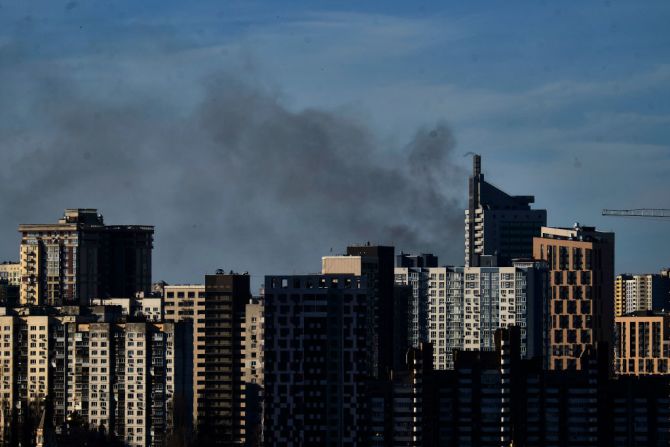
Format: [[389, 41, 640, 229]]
[[0, 65, 466, 288]]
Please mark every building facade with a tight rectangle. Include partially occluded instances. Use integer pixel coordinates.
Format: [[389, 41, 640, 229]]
[[615, 311, 670, 375], [243, 298, 264, 447], [0, 281, 18, 307], [163, 274, 250, 445], [0, 263, 20, 286], [615, 273, 670, 316], [427, 261, 548, 370], [90, 297, 163, 322], [430, 328, 670, 447], [465, 155, 547, 267], [394, 254, 437, 349], [263, 274, 370, 446], [0, 308, 188, 447], [393, 266, 426, 347], [367, 343, 434, 447], [18, 209, 153, 306], [163, 284, 204, 324], [533, 224, 615, 371], [323, 245, 397, 378]]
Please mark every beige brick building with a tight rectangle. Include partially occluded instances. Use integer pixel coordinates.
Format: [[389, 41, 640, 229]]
[[0, 263, 20, 286], [164, 284, 204, 428], [615, 312, 670, 375], [0, 309, 185, 447], [533, 224, 614, 371]]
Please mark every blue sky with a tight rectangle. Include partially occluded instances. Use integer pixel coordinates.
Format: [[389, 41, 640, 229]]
[[1, 1, 669, 282]]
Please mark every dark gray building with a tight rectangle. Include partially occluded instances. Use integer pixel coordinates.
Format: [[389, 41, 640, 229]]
[[394, 253, 438, 351], [431, 328, 670, 447], [199, 272, 250, 445], [322, 245, 398, 378], [396, 253, 438, 269], [465, 155, 546, 267], [263, 274, 371, 447]]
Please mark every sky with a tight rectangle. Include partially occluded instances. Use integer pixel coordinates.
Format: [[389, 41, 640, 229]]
[[1, 1, 669, 290]]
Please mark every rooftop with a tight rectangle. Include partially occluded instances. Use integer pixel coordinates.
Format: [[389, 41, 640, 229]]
[[18, 208, 154, 232]]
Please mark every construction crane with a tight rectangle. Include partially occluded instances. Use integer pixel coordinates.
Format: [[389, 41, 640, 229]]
[[602, 209, 670, 218]]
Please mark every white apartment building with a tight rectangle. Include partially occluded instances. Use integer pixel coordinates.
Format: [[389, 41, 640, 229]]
[[617, 274, 670, 315], [428, 261, 548, 370]]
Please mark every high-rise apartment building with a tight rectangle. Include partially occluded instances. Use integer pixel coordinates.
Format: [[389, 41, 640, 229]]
[[0, 312, 56, 446], [163, 273, 250, 445], [427, 260, 548, 370], [243, 298, 264, 447], [322, 244, 397, 378], [367, 343, 434, 447], [427, 327, 670, 446], [394, 253, 438, 349], [434, 328, 523, 446], [533, 224, 615, 371], [394, 267, 425, 347], [263, 274, 370, 446], [615, 273, 670, 316], [163, 284, 205, 435], [163, 284, 204, 324], [18, 209, 153, 306], [615, 311, 670, 375], [0, 307, 188, 447], [465, 155, 546, 267], [615, 274, 627, 317]]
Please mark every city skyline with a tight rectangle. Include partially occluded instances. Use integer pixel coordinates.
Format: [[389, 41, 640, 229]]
[[0, 1, 669, 287], [3, 2, 670, 446]]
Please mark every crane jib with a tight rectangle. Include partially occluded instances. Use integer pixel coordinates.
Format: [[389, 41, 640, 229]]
[[602, 209, 670, 218]]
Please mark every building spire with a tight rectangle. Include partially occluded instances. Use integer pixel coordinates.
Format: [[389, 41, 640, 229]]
[[473, 153, 481, 177]]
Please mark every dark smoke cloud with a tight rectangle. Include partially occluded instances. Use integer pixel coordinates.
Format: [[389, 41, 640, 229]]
[[0, 62, 466, 289]]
